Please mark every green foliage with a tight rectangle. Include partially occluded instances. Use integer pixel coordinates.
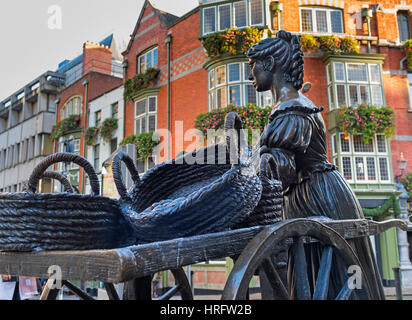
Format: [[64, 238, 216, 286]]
[[338, 104, 395, 144], [401, 171, 412, 199], [120, 132, 160, 160], [100, 118, 118, 142], [317, 35, 359, 54], [202, 27, 269, 58], [85, 127, 100, 146], [300, 34, 319, 52], [403, 39, 412, 69], [51, 115, 81, 141], [124, 68, 160, 102], [194, 104, 272, 145], [362, 194, 401, 219]]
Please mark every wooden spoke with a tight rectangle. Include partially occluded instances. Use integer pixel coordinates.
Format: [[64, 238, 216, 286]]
[[313, 246, 333, 300], [104, 283, 120, 300], [261, 258, 289, 300], [293, 237, 311, 300], [63, 280, 95, 300], [336, 281, 353, 300]]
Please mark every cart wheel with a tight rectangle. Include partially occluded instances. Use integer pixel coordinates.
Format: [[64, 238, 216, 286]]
[[222, 219, 373, 300], [156, 268, 193, 301]]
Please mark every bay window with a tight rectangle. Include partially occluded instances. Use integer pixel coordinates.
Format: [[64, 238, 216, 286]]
[[202, 0, 265, 35], [326, 62, 384, 110], [135, 96, 157, 135], [208, 62, 273, 110], [332, 134, 391, 184], [300, 7, 343, 34]]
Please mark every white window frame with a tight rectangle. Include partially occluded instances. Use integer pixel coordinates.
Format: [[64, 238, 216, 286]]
[[249, 0, 264, 27], [299, 7, 343, 34], [234, 0, 248, 28], [137, 47, 158, 74], [203, 6, 217, 35], [218, 3, 232, 31], [134, 96, 158, 135]]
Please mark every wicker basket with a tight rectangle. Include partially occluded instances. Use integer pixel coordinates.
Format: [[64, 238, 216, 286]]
[[0, 153, 136, 252], [234, 153, 284, 228], [113, 112, 263, 243]]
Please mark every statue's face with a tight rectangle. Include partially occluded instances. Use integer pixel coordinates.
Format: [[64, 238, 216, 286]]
[[248, 58, 273, 92]]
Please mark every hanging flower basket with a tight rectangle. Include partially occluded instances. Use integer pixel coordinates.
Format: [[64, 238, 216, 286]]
[[120, 132, 160, 160], [85, 127, 100, 146], [124, 68, 160, 102], [51, 115, 81, 141], [100, 118, 118, 142]]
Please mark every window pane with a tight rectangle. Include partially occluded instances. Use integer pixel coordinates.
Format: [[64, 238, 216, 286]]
[[244, 63, 252, 81], [334, 63, 345, 81], [369, 64, 380, 83], [379, 158, 389, 181], [148, 115, 156, 132], [376, 135, 386, 153], [210, 91, 216, 109], [251, 0, 263, 25], [332, 135, 337, 154], [330, 10, 343, 33], [342, 157, 352, 180], [398, 12, 410, 42], [229, 85, 241, 106], [139, 56, 145, 73], [316, 10, 328, 32], [245, 84, 257, 105], [148, 97, 157, 112], [355, 157, 365, 181], [336, 84, 346, 107], [228, 64, 240, 82], [371, 86, 383, 106], [153, 48, 158, 68], [359, 86, 370, 104], [216, 87, 227, 109], [234, 1, 247, 28], [353, 135, 374, 152], [204, 7, 216, 34], [260, 91, 272, 107], [136, 100, 146, 116], [216, 66, 226, 85], [347, 64, 368, 82], [301, 9, 313, 32], [137, 160, 145, 173], [146, 51, 153, 69], [328, 86, 335, 109], [349, 85, 359, 106], [366, 157, 376, 180], [219, 4, 231, 30], [209, 70, 215, 89], [135, 119, 141, 135], [141, 116, 147, 133], [340, 134, 350, 152]]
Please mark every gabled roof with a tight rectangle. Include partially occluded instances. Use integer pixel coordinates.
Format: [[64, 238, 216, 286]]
[[123, 0, 179, 55], [56, 34, 114, 74]]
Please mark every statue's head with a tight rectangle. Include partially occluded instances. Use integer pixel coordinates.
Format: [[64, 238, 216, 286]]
[[245, 30, 304, 92]]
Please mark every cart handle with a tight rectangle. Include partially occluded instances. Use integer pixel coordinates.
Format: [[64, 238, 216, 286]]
[[112, 152, 140, 203], [224, 112, 248, 165], [28, 153, 100, 195]]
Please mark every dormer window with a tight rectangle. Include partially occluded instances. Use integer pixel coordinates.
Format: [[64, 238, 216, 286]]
[[300, 7, 343, 34]]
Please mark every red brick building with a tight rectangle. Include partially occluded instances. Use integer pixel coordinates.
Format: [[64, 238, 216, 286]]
[[123, 0, 412, 288], [54, 36, 123, 194]]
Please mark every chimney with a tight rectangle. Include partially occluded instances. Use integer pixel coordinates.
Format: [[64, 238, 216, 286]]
[[82, 41, 113, 76]]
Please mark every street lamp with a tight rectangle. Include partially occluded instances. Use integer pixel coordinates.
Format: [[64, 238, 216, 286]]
[[396, 152, 408, 183]]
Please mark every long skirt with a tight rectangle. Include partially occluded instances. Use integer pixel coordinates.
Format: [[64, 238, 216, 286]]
[[283, 169, 385, 300]]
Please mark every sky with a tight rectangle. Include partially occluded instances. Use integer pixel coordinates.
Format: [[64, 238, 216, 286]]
[[0, 0, 198, 100]]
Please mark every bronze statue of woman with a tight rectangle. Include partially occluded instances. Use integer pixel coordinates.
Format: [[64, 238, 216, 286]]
[[246, 30, 385, 299]]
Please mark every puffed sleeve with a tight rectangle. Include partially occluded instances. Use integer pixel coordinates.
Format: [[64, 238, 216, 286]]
[[259, 112, 313, 190]]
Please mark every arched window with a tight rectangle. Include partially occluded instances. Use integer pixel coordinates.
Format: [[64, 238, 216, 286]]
[[397, 11, 410, 42], [60, 96, 82, 120]]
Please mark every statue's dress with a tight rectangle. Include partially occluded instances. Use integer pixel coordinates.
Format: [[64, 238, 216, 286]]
[[260, 92, 385, 299]]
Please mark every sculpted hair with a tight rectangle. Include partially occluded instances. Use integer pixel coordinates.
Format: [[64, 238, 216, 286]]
[[245, 30, 304, 90]]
